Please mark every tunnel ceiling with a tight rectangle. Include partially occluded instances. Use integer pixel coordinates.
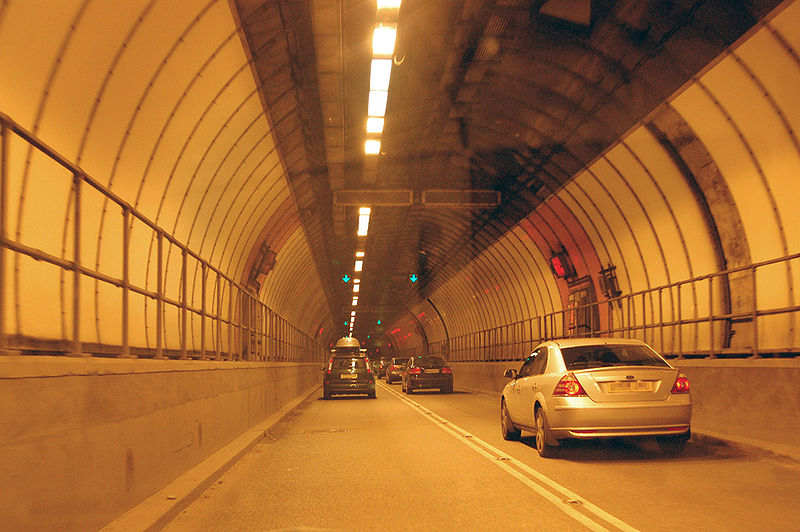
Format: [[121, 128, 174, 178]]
[[231, 0, 783, 341]]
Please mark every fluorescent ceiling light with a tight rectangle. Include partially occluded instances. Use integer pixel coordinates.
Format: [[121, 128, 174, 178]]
[[366, 117, 384, 134], [353, 284, 360, 293], [373, 25, 397, 57], [355, 251, 365, 258], [357, 209, 370, 236], [359, 207, 371, 215], [354, 260, 363, 272], [368, 91, 388, 117], [352, 298, 358, 306], [353, 278, 361, 283], [351, 310, 356, 316], [365, 139, 381, 155], [370, 59, 392, 91], [377, 0, 402, 9]]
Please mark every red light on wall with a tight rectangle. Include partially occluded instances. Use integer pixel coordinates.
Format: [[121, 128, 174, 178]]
[[549, 249, 575, 279]]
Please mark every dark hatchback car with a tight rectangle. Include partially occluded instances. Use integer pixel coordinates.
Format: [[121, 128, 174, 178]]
[[402, 355, 453, 394], [323, 355, 376, 399], [385, 357, 410, 384]]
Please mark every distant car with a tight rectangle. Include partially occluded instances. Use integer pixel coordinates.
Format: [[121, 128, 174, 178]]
[[385, 357, 410, 384], [401, 355, 453, 394], [323, 337, 376, 399], [500, 338, 691, 457], [376, 357, 390, 378]]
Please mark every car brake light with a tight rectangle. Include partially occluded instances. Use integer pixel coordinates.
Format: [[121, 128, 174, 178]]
[[553, 373, 587, 396], [409, 368, 421, 375], [671, 372, 690, 394], [441, 367, 452, 374]]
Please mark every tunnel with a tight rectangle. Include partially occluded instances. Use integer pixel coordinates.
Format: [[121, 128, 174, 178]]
[[1, 0, 799, 529]]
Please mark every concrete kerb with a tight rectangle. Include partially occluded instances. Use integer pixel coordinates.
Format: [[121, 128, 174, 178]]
[[101, 383, 321, 532]]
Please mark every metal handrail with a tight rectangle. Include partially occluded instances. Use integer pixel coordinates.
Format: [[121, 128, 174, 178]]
[[0, 112, 325, 363], [421, 253, 800, 362]]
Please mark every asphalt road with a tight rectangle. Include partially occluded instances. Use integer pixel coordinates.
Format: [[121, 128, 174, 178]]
[[164, 380, 800, 531]]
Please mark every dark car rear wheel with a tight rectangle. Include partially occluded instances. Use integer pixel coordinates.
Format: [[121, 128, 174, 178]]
[[406, 382, 413, 394], [500, 399, 520, 441], [323, 387, 331, 400], [535, 407, 556, 458], [368, 389, 376, 399]]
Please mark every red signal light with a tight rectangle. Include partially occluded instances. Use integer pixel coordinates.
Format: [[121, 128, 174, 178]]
[[441, 367, 452, 374]]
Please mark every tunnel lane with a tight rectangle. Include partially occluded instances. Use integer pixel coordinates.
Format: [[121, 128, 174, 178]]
[[162, 380, 800, 531]]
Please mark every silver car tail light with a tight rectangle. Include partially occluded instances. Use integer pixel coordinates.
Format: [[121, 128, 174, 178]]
[[671, 372, 690, 394], [553, 372, 588, 397]]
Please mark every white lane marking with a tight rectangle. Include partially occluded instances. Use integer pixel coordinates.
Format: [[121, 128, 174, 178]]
[[379, 382, 639, 532]]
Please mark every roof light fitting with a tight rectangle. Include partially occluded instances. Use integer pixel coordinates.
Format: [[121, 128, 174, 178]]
[[357, 208, 371, 236]]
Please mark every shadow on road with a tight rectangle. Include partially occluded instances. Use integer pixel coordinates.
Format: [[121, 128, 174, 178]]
[[515, 435, 749, 463]]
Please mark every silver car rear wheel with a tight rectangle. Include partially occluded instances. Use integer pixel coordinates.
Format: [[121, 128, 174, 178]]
[[500, 399, 520, 441], [535, 407, 556, 458]]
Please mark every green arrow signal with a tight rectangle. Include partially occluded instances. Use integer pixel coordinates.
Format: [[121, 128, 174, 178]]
[[409, 274, 418, 283], [342, 274, 351, 283]]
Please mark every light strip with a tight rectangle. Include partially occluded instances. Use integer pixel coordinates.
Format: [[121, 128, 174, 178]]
[[354, 260, 363, 272], [366, 117, 384, 134], [357, 208, 371, 236], [368, 91, 388, 117], [365, 139, 381, 155], [377, 0, 402, 9], [370, 59, 393, 91]]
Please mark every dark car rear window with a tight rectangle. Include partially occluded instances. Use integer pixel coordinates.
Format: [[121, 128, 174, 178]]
[[331, 357, 367, 370], [415, 356, 446, 367], [560, 345, 669, 370], [392, 358, 410, 365]]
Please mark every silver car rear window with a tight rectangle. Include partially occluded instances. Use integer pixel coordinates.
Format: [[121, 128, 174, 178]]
[[560, 345, 669, 370]]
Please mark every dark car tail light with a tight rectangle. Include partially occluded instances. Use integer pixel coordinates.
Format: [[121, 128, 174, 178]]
[[441, 367, 452, 374], [671, 372, 690, 394], [553, 373, 587, 397], [409, 367, 422, 375]]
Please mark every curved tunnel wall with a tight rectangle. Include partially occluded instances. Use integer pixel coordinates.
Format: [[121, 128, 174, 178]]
[[394, 2, 800, 358], [0, 0, 331, 355]]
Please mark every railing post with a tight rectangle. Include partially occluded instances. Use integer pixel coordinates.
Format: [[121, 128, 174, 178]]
[[180, 247, 187, 359], [121, 208, 132, 358], [228, 282, 234, 360], [215, 271, 221, 360], [201, 262, 207, 360], [709, 276, 715, 357], [677, 284, 682, 357], [71, 173, 83, 356], [0, 123, 10, 355], [155, 232, 164, 359], [658, 288, 664, 355], [751, 266, 758, 358]]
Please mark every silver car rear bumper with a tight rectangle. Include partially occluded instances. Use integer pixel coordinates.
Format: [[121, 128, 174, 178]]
[[549, 395, 691, 439]]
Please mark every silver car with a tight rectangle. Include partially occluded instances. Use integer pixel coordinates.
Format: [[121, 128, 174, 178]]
[[500, 338, 691, 457]]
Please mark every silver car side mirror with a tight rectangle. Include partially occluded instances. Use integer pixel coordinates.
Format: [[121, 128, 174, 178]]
[[504, 369, 517, 379]]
